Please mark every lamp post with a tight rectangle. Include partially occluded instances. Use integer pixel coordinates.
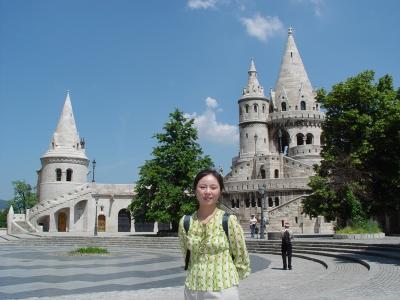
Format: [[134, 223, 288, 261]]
[[92, 159, 96, 182], [258, 184, 267, 239], [94, 196, 99, 236], [254, 133, 258, 156]]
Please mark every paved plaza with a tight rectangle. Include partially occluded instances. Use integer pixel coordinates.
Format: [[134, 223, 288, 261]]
[[0, 237, 399, 300]]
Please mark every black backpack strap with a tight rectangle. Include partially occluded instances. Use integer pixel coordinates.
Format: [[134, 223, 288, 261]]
[[222, 212, 235, 261], [184, 215, 191, 234], [183, 215, 191, 270], [222, 212, 230, 243]]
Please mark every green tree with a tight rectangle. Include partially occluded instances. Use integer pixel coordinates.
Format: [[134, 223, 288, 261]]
[[303, 71, 400, 227], [9, 181, 38, 214], [129, 109, 213, 231], [0, 208, 8, 228]]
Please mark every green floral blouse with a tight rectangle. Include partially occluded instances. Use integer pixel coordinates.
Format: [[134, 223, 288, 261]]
[[178, 208, 251, 291]]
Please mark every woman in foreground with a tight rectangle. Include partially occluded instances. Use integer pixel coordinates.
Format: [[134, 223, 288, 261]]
[[178, 169, 250, 300]]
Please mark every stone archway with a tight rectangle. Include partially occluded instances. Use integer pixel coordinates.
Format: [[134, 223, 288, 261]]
[[37, 215, 50, 232], [58, 212, 67, 232], [118, 209, 131, 232], [98, 215, 106, 232]]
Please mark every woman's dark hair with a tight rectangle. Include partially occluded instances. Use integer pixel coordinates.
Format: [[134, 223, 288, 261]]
[[193, 169, 224, 191]]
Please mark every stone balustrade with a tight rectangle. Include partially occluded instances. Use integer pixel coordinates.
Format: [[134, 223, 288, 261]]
[[288, 144, 322, 157], [224, 178, 311, 192], [268, 110, 325, 123]]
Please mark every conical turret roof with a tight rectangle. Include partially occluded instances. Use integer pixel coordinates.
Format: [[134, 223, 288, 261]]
[[42, 92, 87, 159], [274, 28, 314, 108], [241, 58, 265, 98]]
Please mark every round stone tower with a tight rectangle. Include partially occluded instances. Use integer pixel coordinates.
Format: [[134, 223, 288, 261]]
[[238, 59, 270, 159], [37, 92, 89, 202]]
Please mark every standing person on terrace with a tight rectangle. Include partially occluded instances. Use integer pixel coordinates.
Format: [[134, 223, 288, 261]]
[[178, 169, 251, 300], [249, 214, 257, 238], [281, 222, 294, 270]]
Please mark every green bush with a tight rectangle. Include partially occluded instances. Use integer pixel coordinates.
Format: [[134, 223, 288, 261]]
[[336, 220, 382, 234], [69, 247, 109, 255]]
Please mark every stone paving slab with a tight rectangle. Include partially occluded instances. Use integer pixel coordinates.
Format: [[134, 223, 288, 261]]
[[1, 241, 400, 300], [21, 254, 400, 300]]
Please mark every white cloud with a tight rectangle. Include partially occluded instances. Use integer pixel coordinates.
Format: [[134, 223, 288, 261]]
[[241, 14, 284, 42], [187, 0, 218, 9], [185, 97, 238, 145], [206, 97, 218, 108]]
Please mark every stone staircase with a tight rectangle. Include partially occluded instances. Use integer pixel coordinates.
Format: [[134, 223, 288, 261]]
[[28, 183, 93, 225], [266, 194, 334, 234], [282, 156, 314, 177], [245, 240, 400, 267], [5, 235, 400, 270], [15, 221, 36, 233]]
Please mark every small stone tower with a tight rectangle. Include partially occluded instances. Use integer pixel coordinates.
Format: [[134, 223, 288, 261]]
[[239, 59, 270, 159], [36, 92, 89, 202]]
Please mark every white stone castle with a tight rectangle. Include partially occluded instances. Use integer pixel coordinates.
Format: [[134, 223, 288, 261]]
[[221, 28, 333, 234], [8, 28, 333, 235]]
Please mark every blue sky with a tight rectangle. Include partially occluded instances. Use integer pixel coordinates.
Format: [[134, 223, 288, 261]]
[[1, 0, 399, 200]]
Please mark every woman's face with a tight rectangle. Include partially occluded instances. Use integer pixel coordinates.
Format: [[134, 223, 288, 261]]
[[195, 174, 221, 208]]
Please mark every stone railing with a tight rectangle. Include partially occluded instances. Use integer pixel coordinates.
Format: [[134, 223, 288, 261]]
[[283, 156, 314, 169], [268, 194, 306, 215], [94, 183, 136, 197], [219, 201, 238, 215], [288, 144, 322, 157], [28, 183, 92, 222], [224, 178, 311, 192], [268, 110, 325, 123]]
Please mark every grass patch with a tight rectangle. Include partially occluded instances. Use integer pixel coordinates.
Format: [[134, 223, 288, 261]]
[[69, 247, 109, 255], [336, 220, 382, 234]]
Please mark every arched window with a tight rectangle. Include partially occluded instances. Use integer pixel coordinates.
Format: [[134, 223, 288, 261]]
[[274, 197, 280, 206], [245, 198, 250, 208], [316, 103, 319, 111], [254, 104, 258, 112], [301, 101, 306, 110], [56, 169, 62, 181], [281, 102, 287, 111], [260, 168, 266, 179], [268, 197, 273, 207], [262, 105, 265, 113], [236, 199, 240, 208], [297, 133, 304, 145], [306, 133, 314, 144], [118, 209, 131, 232], [231, 199, 235, 208], [245, 104, 249, 113], [66, 169, 73, 182], [274, 169, 279, 178], [251, 197, 256, 207]]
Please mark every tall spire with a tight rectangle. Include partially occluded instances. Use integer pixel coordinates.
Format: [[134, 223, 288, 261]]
[[43, 92, 87, 159], [242, 58, 265, 98], [274, 28, 314, 108]]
